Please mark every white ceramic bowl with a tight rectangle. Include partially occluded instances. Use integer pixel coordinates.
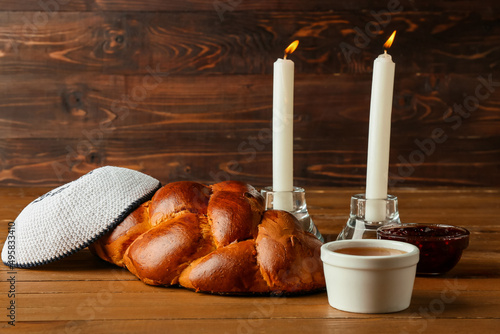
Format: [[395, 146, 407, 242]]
[[321, 239, 419, 313]]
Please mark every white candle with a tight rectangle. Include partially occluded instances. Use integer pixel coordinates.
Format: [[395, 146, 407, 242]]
[[273, 41, 298, 211], [365, 32, 396, 222]]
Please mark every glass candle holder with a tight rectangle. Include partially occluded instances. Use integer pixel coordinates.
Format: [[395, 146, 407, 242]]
[[336, 194, 401, 240], [261, 186, 324, 242]]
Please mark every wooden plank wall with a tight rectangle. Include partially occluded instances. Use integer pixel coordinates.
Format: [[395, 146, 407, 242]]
[[0, 0, 499, 187]]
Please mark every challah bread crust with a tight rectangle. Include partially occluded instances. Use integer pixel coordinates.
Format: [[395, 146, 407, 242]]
[[207, 190, 262, 248], [256, 210, 324, 293], [89, 201, 151, 267], [123, 212, 216, 286], [149, 181, 211, 227], [179, 239, 269, 294], [90, 181, 325, 295]]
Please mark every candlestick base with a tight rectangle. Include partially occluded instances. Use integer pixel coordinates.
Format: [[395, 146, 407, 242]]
[[261, 186, 324, 242], [336, 194, 401, 240]]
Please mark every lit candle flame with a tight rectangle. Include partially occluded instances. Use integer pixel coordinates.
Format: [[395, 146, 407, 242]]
[[284, 40, 299, 59], [383, 31, 396, 50]]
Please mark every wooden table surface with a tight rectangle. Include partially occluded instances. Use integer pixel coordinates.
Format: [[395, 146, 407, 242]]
[[1, 187, 499, 333]]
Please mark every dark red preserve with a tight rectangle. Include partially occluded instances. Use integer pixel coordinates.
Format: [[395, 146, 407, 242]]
[[377, 224, 470, 275]]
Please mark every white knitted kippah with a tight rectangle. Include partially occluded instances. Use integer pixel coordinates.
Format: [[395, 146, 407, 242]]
[[1, 166, 161, 268]]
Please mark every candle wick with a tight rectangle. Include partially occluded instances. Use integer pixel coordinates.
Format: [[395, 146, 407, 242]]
[[384, 50, 387, 55], [284, 53, 287, 60]]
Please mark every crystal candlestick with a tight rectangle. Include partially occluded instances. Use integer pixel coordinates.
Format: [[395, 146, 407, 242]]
[[261, 186, 324, 242], [336, 194, 400, 240]]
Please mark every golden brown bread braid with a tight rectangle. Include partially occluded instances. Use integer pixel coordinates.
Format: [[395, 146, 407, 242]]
[[89, 181, 325, 295]]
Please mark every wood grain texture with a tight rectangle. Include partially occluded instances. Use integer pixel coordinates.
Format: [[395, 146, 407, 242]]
[[0, 187, 499, 332], [0, 0, 499, 12], [0, 1, 499, 187], [0, 73, 498, 187], [3, 319, 500, 334], [0, 11, 499, 75]]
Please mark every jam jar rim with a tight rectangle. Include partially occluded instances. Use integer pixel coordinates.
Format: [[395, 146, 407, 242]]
[[377, 223, 470, 242]]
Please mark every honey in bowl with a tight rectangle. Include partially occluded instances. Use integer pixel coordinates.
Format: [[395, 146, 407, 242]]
[[334, 247, 407, 256], [377, 224, 470, 275]]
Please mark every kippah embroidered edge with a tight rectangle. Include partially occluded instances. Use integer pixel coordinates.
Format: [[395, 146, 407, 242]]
[[3, 182, 162, 269]]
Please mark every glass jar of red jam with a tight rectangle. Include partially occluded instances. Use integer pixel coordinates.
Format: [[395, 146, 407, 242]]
[[377, 223, 470, 275]]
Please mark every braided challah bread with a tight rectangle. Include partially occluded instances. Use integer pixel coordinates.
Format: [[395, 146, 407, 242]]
[[90, 181, 325, 295]]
